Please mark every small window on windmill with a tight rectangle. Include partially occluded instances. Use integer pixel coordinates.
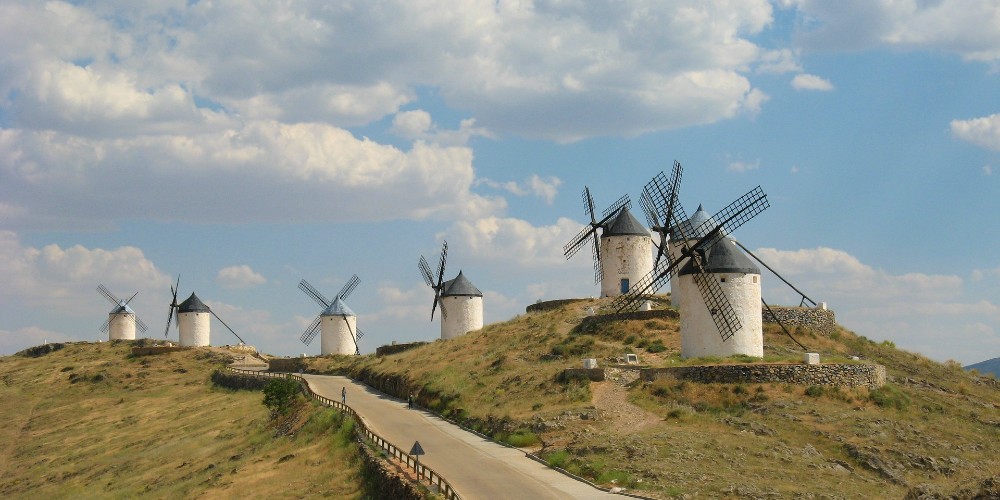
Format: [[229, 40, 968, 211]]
[[720, 277, 726, 283], [753, 276, 758, 284], [625, 353, 639, 364]]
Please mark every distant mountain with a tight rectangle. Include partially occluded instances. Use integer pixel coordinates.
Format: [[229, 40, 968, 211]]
[[965, 357, 1000, 377]]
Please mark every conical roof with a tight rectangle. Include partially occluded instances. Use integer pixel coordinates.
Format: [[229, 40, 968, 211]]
[[322, 296, 355, 317], [442, 270, 482, 297], [679, 237, 759, 276], [603, 207, 649, 237], [178, 292, 210, 313], [111, 301, 135, 315], [670, 204, 718, 241]]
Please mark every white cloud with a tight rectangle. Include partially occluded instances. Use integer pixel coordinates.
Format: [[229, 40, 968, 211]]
[[0, 230, 170, 311], [0, 122, 505, 228], [951, 113, 1000, 151], [752, 246, 997, 364], [216, 265, 267, 289], [0, 326, 75, 356], [781, 0, 1000, 62], [756, 49, 802, 74], [790, 73, 834, 91], [477, 175, 562, 204], [727, 159, 761, 173], [449, 216, 587, 267]]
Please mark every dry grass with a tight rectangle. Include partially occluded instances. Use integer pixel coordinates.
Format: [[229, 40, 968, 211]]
[[302, 296, 1000, 498], [0, 341, 363, 499]]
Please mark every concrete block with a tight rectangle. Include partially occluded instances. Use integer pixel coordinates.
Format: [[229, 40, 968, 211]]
[[804, 352, 820, 365]]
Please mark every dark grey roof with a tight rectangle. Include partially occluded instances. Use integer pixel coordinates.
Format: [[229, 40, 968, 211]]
[[178, 292, 210, 313], [603, 207, 648, 237], [442, 270, 482, 297], [670, 204, 718, 241], [322, 296, 355, 317], [678, 237, 760, 276]]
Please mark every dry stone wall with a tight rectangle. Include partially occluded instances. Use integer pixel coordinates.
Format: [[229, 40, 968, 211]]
[[763, 306, 837, 336], [641, 363, 886, 388]]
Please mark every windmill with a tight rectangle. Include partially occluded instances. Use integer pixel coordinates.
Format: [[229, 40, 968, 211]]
[[97, 284, 148, 341], [612, 161, 769, 357], [563, 188, 632, 285], [419, 241, 484, 339], [162, 275, 247, 347], [298, 275, 364, 355]]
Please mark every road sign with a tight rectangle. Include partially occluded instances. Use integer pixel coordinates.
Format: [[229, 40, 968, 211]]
[[410, 441, 425, 456]]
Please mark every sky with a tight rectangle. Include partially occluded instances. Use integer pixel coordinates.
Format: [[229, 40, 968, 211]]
[[1, 0, 999, 365]]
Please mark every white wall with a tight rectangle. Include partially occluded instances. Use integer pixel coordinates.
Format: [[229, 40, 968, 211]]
[[599, 234, 653, 297], [321, 314, 357, 355], [441, 295, 483, 340], [178, 312, 210, 347], [679, 272, 762, 358], [108, 313, 136, 341]]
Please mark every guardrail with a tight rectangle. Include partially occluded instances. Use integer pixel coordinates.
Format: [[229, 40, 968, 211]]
[[227, 367, 460, 500]]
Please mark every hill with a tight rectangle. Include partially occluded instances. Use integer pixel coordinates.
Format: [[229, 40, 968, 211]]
[[0, 341, 363, 499], [301, 297, 1000, 499], [966, 357, 1000, 378]]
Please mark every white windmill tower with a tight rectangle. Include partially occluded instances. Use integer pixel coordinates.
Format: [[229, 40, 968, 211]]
[[163, 275, 246, 347], [298, 276, 364, 355], [419, 241, 484, 340], [667, 205, 716, 307], [614, 162, 769, 359], [677, 236, 762, 358], [96, 285, 148, 341], [563, 188, 653, 297]]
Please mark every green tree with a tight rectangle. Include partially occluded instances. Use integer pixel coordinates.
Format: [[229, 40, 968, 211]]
[[263, 377, 302, 415]]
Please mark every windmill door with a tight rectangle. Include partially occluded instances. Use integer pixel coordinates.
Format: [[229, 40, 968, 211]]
[[620, 279, 629, 294]]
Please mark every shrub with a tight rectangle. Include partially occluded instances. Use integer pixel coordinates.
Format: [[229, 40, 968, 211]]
[[868, 384, 910, 410], [804, 385, 825, 397], [646, 340, 666, 353], [545, 450, 570, 468], [505, 430, 540, 447], [263, 378, 303, 415]]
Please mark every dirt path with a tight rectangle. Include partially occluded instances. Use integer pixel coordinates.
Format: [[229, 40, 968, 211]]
[[590, 381, 661, 431]]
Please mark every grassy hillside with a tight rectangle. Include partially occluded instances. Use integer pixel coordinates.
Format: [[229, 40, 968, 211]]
[[0, 341, 363, 499], [304, 297, 1000, 499]]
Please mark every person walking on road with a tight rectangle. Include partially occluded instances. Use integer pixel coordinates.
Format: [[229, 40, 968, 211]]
[[341, 386, 346, 404]]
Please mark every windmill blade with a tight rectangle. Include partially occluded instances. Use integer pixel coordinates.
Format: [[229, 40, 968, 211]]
[[298, 279, 331, 309], [356, 328, 365, 340], [601, 194, 632, 219], [689, 258, 742, 342], [300, 315, 322, 345], [135, 316, 148, 333], [99, 317, 112, 333], [583, 186, 597, 224], [439, 297, 448, 320], [341, 316, 361, 355], [591, 236, 603, 284], [435, 241, 448, 288], [337, 274, 360, 301], [563, 224, 598, 259], [431, 290, 441, 321], [686, 186, 769, 255], [96, 284, 120, 306], [123, 291, 139, 306], [612, 251, 685, 313], [210, 309, 247, 345], [164, 308, 176, 338], [418, 256, 435, 287]]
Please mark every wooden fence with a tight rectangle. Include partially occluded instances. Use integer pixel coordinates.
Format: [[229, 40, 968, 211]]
[[227, 367, 460, 500]]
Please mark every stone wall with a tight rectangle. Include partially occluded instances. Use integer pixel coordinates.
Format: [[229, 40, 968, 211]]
[[641, 363, 886, 388], [525, 298, 593, 313], [375, 341, 429, 357], [763, 306, 837, 336], [578, 309, 679, 331], [268, 357, 307, 373]]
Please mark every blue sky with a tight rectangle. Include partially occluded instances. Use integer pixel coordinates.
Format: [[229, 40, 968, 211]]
[[1, 0, 998, 364]]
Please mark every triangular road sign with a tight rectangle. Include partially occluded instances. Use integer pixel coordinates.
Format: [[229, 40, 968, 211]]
[[409, 441, 425, 456]]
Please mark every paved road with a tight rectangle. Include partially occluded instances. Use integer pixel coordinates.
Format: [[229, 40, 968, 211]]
[[303, 374, 619, 499]]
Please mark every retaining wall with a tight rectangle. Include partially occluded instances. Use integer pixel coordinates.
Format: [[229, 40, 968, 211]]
[[641, 363, 886, 388], [763, 306, 837, 336], [376, 341, 429, 357]]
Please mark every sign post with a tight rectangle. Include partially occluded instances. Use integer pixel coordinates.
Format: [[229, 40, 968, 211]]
[[409, 441, 425, 467]]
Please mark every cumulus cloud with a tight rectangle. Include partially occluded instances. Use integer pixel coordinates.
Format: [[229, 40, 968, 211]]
[[791, 73, 834, 91], [391, 110, 492, 146], [449, 216, 587, 267], [756, 49, 802, 74], [752, 246, 997, 364], [951, 113, 1000, 151], [0, 122, 505, 227], [781, 0, 1000, 62], [216, 265, 267, 289]]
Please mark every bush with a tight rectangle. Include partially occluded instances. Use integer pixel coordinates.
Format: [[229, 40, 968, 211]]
[[804, 385, 825, 397], [646, 340, 666, 353], [868, 384, 910, 410], [505, 430, 540, 447], [263, 378, 303, 415], [545, 450, 570, 468]]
